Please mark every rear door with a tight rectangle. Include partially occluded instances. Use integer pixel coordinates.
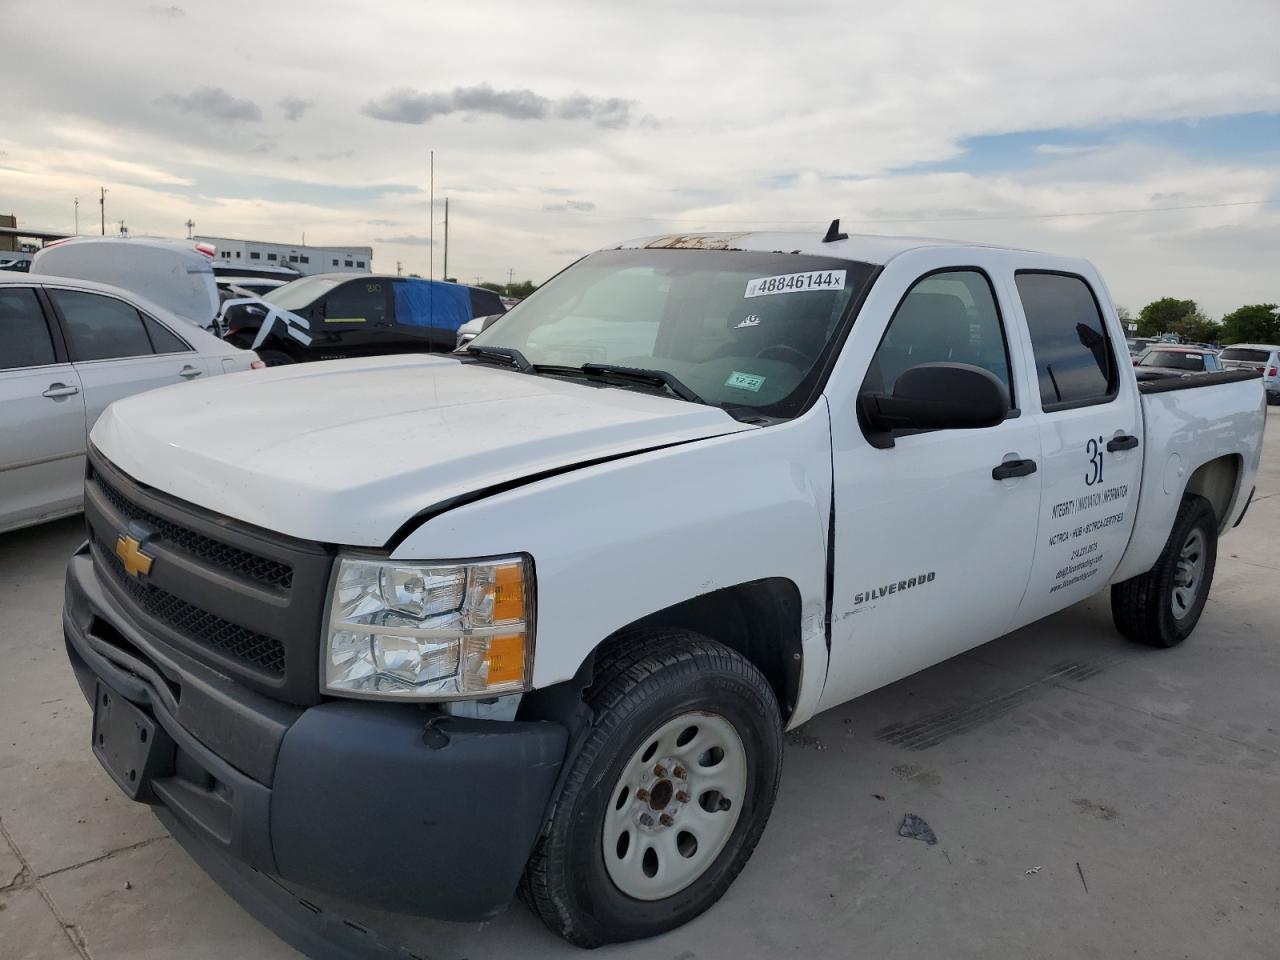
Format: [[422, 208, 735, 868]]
[[0, 286, 87, 530], [47, 287, 208, 430], [1006, 269, 1141, 628], [314, 279, 397, 356]]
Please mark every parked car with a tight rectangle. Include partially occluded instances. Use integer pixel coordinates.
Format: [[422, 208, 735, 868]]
[[454, 312, 504, 350], [64, 229, 1265, 949], [216, 276, 289, 299], [1219, 344, 1280, 404], [1126, 336, 1156, 358], [0, 254, 33, 272], [1133, 344, 1224, 381], [218, 274, 507, 365], [31, 236, 222, 330], [0, 274, 260, 535]]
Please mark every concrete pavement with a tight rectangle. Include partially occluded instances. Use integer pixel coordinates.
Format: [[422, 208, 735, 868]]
[[2, 408, 1277, 959]]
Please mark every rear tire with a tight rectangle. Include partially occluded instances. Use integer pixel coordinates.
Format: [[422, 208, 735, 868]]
[[521, 631, 783, 947], [1111, 494, 1217, 647]]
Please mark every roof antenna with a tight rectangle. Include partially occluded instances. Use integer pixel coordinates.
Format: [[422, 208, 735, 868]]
[[822, 218, 848, 243]]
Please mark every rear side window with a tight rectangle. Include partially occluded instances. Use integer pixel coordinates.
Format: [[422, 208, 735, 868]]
[[50, 289, 153, 361], [322, 281, 387, 324], [142, 315, 190, 354], [469, 288, 505, 318], [1219, 347, 1271, 363], [1016, 272, 1116, 408], [0, 287, 56, 370]]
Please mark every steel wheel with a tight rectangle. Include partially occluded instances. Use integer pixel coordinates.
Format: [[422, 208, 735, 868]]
[[1171, 528, 1206, 619], [602, 711, 747, 901]]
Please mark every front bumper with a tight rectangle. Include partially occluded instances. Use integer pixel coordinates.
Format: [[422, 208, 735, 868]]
[[64, 545, 568, 921]]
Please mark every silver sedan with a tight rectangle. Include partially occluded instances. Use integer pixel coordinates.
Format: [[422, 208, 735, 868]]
[[1, 273, 260, 534]]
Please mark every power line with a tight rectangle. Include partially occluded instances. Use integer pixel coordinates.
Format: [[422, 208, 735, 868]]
[[441, 197, 1274, 227]]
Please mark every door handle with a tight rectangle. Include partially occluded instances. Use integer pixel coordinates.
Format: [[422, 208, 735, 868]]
[[179, 365, 203, 379], [992, 458, 1037, 480], [42, 383, 80, 399], [1107, 434, 1139, 452]]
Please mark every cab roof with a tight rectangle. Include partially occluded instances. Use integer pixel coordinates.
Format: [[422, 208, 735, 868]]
[[611, 229, 1045, 266]]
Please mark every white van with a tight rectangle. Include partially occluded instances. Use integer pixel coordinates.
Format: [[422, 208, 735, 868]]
[[31, 236, 222, 330]]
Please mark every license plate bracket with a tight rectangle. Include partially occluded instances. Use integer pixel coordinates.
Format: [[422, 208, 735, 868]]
[[91, 682, 173, 801]]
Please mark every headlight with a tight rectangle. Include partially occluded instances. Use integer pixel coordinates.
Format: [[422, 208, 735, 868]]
[[324, 555, 533, 700]]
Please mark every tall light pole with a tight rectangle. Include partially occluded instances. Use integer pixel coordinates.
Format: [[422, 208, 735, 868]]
[[443, 197, 449, 281], [507, 267, 514, 295], [74, 198, 79, 234], [428, 151, 434, 284], [99, 187, 107, 236]]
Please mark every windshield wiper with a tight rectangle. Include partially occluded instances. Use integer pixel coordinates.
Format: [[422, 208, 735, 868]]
[[465, 345, 533, 373], [579, 362, 704, 404]]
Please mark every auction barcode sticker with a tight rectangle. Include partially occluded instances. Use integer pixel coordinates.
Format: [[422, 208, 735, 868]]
[[744, 270, 845, 298]]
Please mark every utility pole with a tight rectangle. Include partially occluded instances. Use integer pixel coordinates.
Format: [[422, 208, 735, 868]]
[[74, 198, 79, 234], [443, 197, 449, 281], [185, 218, 195, 239], [507, 267, 514, 295], [99, 187, 107, 236], [428, 150, 434, 283], [396, 261, 403, 277]]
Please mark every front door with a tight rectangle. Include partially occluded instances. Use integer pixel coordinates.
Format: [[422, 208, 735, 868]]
[[820, 266, 1043, 710]]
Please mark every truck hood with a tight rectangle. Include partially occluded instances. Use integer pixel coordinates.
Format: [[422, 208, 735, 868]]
[[91, 354, 753, 546]]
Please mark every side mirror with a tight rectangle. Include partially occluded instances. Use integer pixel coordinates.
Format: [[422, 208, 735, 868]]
[[860, 362, 1009, 447]]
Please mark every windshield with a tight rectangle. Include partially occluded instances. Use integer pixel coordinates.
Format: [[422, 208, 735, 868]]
[[261, 275, 343, 310], [468, 248, 876, 417], [1140, 350, 1205, 370]]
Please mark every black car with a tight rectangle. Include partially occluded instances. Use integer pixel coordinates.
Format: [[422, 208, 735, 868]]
[[219, 273, 506, 365]]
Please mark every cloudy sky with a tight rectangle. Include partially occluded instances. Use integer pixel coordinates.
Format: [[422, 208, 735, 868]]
[[1, 0, 1277, 315]]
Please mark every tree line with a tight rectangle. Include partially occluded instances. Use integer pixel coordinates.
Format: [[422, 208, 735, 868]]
[[1126, 299, 1280, 345]]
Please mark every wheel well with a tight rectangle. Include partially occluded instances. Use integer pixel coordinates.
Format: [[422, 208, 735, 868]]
[[593, 579, 804, 723], [1185, 454, 1241, 531]]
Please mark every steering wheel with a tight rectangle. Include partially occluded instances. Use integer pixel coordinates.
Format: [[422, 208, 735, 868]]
[[753, 344, 812, 367]]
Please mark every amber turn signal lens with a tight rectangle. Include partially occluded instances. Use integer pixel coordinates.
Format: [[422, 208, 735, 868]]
[[485, 634, 526, 686], [492, 563, 525, 623]]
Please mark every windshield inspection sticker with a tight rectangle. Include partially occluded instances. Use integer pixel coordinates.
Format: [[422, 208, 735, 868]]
[[725, 371, 766, 392], [744, 269, 845, 298]]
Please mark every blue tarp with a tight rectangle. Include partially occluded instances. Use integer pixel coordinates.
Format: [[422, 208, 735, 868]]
[[393, 279, 472, 332]]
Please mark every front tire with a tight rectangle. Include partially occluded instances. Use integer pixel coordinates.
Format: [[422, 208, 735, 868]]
[[522, 631, 783, 947], [1111, 494, 1217, 647]]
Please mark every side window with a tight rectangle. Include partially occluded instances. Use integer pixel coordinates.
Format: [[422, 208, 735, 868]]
[[142, 314, 191, 354], [868, 269, 1013, 404], [0, 287, 56, 370], [1015, 272, 1116, 408], [50, 289, 153, 361], [321, 281, 387, 324], [469, 288, 505, 318]]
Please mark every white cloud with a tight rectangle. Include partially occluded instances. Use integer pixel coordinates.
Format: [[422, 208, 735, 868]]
[[1, 0, 1277, 309]]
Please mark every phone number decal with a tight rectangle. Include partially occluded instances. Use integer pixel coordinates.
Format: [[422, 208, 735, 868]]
[[744, 270, 846, 298]]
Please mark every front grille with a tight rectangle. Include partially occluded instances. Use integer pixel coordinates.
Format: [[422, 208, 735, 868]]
[[92, 468, 293, 591], [92, 531, 287, 676]]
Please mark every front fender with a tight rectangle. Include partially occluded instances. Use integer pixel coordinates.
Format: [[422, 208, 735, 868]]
[[392, 405, 834, 726]]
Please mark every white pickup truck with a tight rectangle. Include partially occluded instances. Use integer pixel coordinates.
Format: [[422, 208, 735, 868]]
[[63, 227, 1265, 952]]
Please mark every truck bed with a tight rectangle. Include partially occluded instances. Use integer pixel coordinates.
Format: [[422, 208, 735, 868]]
[[1112, 372, 1266, 582]]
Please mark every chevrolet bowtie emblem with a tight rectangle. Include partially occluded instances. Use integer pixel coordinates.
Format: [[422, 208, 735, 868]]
[[115, 534, 155, 579]]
